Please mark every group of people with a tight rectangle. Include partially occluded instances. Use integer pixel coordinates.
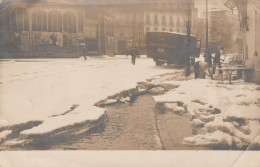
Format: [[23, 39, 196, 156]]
[[209, 47, 225, 75], [81, 44, 140, 64], [194, 46, 225, 79]]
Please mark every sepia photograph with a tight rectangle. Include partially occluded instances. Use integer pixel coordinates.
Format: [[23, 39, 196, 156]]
[[0, 0, 259, 166]]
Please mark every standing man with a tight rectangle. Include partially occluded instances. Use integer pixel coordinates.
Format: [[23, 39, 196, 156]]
[[82, 44, 88, 61], [202, 51, 213, 79], [125, 48, 129, 58], [50, 33, 57, 46], [130, 47, 139, 65], [212, 47, 224, 74]]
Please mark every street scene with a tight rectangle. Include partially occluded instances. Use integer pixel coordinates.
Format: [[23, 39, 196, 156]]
[[0, 0, 259, 155]]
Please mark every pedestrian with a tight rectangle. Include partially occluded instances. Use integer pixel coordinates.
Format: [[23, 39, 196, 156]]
[[194, 61, 200, 79], [125, 49, 129, 58], [130, 48, 139, 65], [212, 47, 224, 74], [82, 45, 88, 61], [203, 51, 214, 79], [50, 33, 57, 46]]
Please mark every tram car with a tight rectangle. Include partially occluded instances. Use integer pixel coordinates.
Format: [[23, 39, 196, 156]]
[[146, 31, 201, 65]]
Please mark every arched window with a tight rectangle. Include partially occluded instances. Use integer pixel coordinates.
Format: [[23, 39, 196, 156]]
[[24, 10, 29, 31], [10, 9, 16, 31], [63, 12, 76, 33], [32, 9, 47, 31], [48, 11, 62, 32], [78, 12, 83, 33], [4, 8, 29, 31], [4, 8, 11, 30]]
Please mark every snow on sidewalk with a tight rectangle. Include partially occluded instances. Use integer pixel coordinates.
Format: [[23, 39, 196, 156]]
[[153, 79, 260, 148]]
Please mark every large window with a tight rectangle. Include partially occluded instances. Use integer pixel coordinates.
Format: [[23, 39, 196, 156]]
[[4, 9, 10, 30], [154, 14, 158, 25], [63, 12, 76, 33], [169, 16, 174, 26], [4, 8, 29, 31], [48, 11, 62, 32], [108, 20, 111, 35], [32, 9, 47, 31], [162, 15, 166, 26], [146, 14, 150, 24], [177, 16, 180, 26], [104, 19, 107, 34]]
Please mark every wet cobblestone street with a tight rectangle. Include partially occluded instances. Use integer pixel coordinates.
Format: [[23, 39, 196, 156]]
[[52, 94, 162, 150]]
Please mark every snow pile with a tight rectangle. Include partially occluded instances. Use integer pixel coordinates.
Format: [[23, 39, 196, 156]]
[[118, 97, 130, 103], [154, 79, 260, 148], [3, 139, 25, 146], [21, 105, 105, 135], [164, 103, 186, 114], [104, 99, 118, 105], [191, 119, 205, 127], [0, 130, 12, 142], [0, 120, 8, 127], [148, 87, 165, 94], [183, 130, 242, 147], [252, 135, 260, 145], [223, 105, 260, 121]]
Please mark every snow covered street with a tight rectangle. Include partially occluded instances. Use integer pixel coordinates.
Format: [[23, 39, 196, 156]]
[[0, 56, 259, 150], [0, 57, 173, 146]]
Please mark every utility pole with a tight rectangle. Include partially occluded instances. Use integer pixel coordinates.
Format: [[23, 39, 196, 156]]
[[138, 23, 140, 48], [185, 0, 191, 77], [205, 0, 209, 63], [98, 7, 101, 55], [132, 13, 135, 47]]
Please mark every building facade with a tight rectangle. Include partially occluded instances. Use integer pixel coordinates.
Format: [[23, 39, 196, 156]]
[[143, 0, 198, 36], [244, 0, 260, 84], [0, 0, 115, 58], [0, 0, 199, 58]]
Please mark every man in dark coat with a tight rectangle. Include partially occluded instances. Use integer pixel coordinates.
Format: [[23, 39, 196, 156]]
[[50, 33, 57, 46], [130, 48, 139, 65], [213, 47, 224, 74], [82, 45, 88, 61]]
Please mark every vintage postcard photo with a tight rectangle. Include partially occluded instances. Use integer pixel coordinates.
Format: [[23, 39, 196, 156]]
[[0, 0, 259, 166]]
